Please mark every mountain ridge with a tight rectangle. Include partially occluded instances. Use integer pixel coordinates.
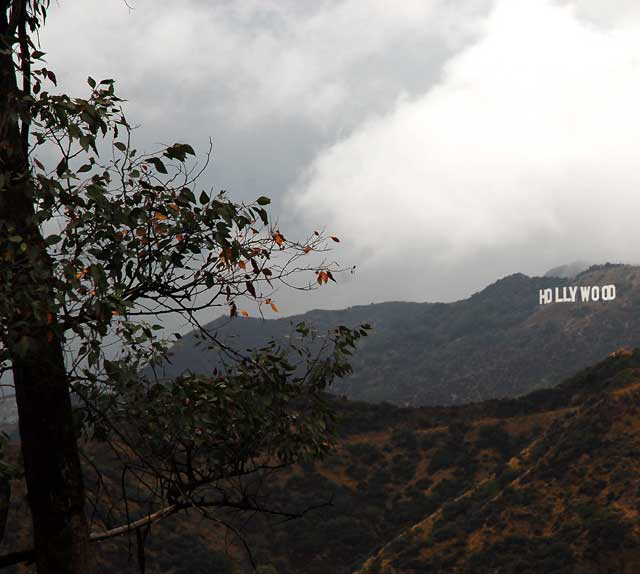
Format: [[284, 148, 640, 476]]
[[156, 263, 640, 407], [4, 344, 640, 573], [352, 349, 640, 573]]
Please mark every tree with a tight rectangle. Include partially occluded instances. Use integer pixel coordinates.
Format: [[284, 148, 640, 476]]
[[0, 2, 93, 572], [0, 2, 367, 572]]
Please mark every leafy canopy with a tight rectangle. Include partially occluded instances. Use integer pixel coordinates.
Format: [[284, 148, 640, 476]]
[[0, 42, 369, 551]]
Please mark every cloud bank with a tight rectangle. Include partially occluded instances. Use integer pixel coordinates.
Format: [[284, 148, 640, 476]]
[[41, 0, 486, 202], [39, 0, 640, 313], [292, 0, 640, 304]]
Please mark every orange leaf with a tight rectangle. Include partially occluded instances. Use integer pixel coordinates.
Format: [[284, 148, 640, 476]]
[[240, 310, 249, 317], [331, 236, 340, 242], [112, 310, 120, 316], [47, 312, 54, 324], [154, 212, 168, 221], [153, 222, 167, 235], [273, 232, 285, 246], [238, 260, 246, 270], [176, 233, 184, 242], [270, 302, 279, 313], [303, 246, 312, 254]]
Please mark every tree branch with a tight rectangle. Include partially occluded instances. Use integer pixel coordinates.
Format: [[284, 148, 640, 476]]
[[0, 504, 180, 568], [89, 502, 179, 543], [0, 492, 334, 569]]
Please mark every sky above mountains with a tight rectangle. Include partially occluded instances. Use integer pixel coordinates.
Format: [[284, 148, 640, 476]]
[[40, 0, 640, 318]]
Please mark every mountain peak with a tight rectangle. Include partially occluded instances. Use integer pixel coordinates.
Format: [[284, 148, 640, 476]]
[[158, 265, 640, 407], [544, 261, 591, 279]]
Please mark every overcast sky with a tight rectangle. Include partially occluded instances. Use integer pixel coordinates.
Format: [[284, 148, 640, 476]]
[[40, 0, 640, 319]]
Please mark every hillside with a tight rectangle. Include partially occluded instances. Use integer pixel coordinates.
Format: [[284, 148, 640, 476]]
[[154, 263, 640, 406], [353, 349, 640, 574], [232, 349, 640, 573], [3, 350, 640, 573]]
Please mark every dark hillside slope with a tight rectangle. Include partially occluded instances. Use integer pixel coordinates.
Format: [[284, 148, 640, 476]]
[[355, 349, 640, 574], [4, 351, 640, 573], [155, 263, 640, 406]]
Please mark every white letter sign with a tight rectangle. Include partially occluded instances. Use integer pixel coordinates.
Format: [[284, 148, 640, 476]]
[[539, 284, 617, 305]]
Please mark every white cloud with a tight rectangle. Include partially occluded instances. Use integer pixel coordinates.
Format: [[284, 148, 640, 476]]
[[42, 0, 488, 130], [292, 0, 640, 282], [560, 0, 640, 29], [40, 0, 640, 312], [39, 1, 490, 210]]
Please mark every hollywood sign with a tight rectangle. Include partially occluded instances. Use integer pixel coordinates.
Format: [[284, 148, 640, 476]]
[[539, 285, 616, 305]]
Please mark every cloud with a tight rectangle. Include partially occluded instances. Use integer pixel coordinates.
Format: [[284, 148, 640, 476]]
[[561, 0, 640, 28], [40, 1, 489, 203], [291, 0, 640, 304], [35, 0, 490, 314], [39, 0, 640, 314]]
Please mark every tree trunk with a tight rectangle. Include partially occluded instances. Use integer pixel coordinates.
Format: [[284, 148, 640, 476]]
[[11, 345, 94, 574], [0, 475, 8, 544], [0, 4, 94, 573]]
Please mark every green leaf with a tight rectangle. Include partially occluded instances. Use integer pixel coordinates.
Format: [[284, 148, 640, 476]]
[[199, 191, 209, 205], [146, 157, 167, 174], [114, 142, 127, 153], [77, 164, 92, 173], [87, 76, 96, 89], [177, 187, 196, 205], [78, 134, 96, 153], [55, 158, 67, 178], [256, 208, 269, 226], [89, 264, 107, 289], [44, 234, 61, 246], [256, 196, 271, 206], [164, 143, 195, 162]]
